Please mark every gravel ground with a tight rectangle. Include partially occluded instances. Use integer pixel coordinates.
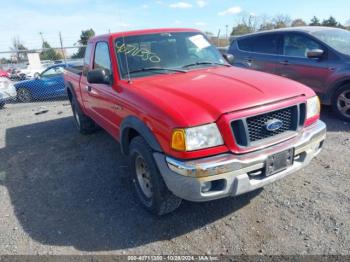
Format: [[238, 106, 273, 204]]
[[0, 100, 349, 256]]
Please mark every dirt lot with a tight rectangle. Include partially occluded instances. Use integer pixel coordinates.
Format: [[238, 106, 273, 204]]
[[0, 100, 349, 255]]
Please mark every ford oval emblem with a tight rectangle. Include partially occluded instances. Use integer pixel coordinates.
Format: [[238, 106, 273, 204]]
[[266, 119, 283, 132]]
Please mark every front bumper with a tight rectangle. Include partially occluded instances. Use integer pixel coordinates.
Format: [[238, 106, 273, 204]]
[[154, 120, 326, 202]]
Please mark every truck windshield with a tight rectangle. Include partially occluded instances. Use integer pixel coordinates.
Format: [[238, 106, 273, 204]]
[[311, 28, 350, 56], [115, 32, 226, 79]]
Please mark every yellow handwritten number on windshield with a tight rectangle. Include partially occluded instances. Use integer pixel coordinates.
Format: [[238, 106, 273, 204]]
[[116, 43, 161, 63]]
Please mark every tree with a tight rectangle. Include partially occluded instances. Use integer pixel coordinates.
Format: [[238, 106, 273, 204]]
[[259, 22, 275, 31], [273, 15, 291, 29], [10, 37, 28, 62], [231, 15, 258, 35], [291, 19, 307, 27], [309, 16, 321, 26], [40, 41, 63, 61], [322, 16, 343, 28], [72, 29, 95, 58]]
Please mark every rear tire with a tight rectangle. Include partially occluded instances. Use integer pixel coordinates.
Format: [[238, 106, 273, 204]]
[[17, 88, 32, 103], [332, 85, 350, 122], [70, 96, 97, 134], [129, 136, 182, 216]]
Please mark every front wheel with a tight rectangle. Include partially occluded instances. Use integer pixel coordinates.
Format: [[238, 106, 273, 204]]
[[70, 96, 97, 134], [129, 136, 182, 216], [332, 85, 350, 122], [17, 88, 32, 103]]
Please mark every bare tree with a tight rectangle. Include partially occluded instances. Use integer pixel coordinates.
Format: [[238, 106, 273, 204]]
[[291, 18, 307, 27], [231, 14, 259, 36], [10, 37, 28, 62], [273, 15, 292, 29]]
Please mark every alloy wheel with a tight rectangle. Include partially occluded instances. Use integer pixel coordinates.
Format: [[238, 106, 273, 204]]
[[337, 89, 350, 119]]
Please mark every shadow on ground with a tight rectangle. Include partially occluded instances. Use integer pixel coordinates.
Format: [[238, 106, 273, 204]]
[[320, 106, 350, 132], [0, 116, 261, 251]]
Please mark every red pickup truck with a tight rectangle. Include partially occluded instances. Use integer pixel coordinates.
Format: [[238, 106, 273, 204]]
[[64, 28, 326, 215]]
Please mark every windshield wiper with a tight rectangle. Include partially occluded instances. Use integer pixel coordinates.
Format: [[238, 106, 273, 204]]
[[182, 61, 231, 68], [128, 67, 187, 74]]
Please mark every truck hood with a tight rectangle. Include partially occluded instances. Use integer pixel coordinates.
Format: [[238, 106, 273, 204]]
[[131, 66, 313, 126]]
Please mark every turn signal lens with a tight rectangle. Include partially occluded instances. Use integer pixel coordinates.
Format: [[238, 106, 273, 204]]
[[171, 129, 186, 151]]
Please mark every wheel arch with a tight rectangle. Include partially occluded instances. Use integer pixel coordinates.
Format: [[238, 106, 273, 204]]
[[120, 116, 163, 155], [330, 78, 350, 101]]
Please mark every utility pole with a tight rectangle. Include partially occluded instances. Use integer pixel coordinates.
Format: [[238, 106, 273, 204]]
[[39, 32, 44, 45], [217, 29, 221, 47], [226, 25, 228, 41], [59, 32, 67, 64]]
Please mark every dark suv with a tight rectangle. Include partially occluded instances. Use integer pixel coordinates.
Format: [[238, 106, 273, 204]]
[[228, 26, 350, 121]]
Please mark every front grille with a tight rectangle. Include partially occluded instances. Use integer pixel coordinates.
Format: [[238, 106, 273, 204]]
[[231, 104, 305, 147]]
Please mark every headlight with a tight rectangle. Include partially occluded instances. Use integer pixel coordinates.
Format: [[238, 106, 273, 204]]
[[171, 123, 224, 151], [306, 96, 321, 119]]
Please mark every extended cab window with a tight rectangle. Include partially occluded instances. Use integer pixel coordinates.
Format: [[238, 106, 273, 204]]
[[115, 32, 225, 79], [94, 42, 112, 74], [83, 43, 93, 76], [283, 33, 322, 58], [238, 34, 282, 55]]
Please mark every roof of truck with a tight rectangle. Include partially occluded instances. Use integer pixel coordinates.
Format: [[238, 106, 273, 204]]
[[90, 28, 201, 42]]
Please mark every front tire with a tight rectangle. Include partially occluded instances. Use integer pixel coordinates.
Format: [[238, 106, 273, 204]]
[[129, 136, 182, 216], [70, 96, 97, 134], [17, 88, 32, 103], [332, 85, 350, 122]]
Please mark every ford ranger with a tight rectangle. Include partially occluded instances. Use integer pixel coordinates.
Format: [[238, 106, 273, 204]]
[[64, 28, 326, 215]]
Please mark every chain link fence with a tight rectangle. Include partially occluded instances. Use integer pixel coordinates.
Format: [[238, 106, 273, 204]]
[[0, 47, 85, 110]]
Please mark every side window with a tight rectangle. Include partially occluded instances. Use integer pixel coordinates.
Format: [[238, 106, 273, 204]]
[[41, 66, 64, 77], [283, 33, 321, 58], [82, 43, 93, 76], [238, 36, 256, 52], [93, 42, 112, 74], [238, 34, 281, 55]]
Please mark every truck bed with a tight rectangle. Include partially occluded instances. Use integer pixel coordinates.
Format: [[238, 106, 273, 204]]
[[65, 63, 83, 75]]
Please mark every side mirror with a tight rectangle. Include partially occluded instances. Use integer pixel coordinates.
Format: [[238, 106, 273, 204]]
[[223, 54, 234, 64], [307, 49, 324, 59], [87, 69, 111, 85]]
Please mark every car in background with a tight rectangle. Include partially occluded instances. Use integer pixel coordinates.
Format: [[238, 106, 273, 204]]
[[0, 77, 17, 109], [217, 45, 229, 55], [0, 68, 10, 78], [7, 68, 27, 81], [15, 63, 77, 102], [228, 26, 350, 121]]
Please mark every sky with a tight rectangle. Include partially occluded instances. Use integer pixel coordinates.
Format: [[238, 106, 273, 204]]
[[1, 0, 350, 53]]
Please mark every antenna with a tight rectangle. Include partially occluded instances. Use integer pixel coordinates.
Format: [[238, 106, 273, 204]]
[[118, 10, 131, 83]]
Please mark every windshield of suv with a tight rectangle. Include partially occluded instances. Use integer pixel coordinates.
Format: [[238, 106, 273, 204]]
[[115, 32, 226, 79], [311, 29, 350, 56]]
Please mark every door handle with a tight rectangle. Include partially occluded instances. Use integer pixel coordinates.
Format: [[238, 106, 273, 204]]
[[245, 57, 253, 63], [280, 61, 290, 65], [85, 85, 92, 92]]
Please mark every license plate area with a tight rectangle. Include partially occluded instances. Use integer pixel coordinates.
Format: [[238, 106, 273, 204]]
[[265, 148, 294, 177]]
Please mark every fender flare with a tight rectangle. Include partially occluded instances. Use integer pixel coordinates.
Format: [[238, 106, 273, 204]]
[[120, 116, 163, 155]]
